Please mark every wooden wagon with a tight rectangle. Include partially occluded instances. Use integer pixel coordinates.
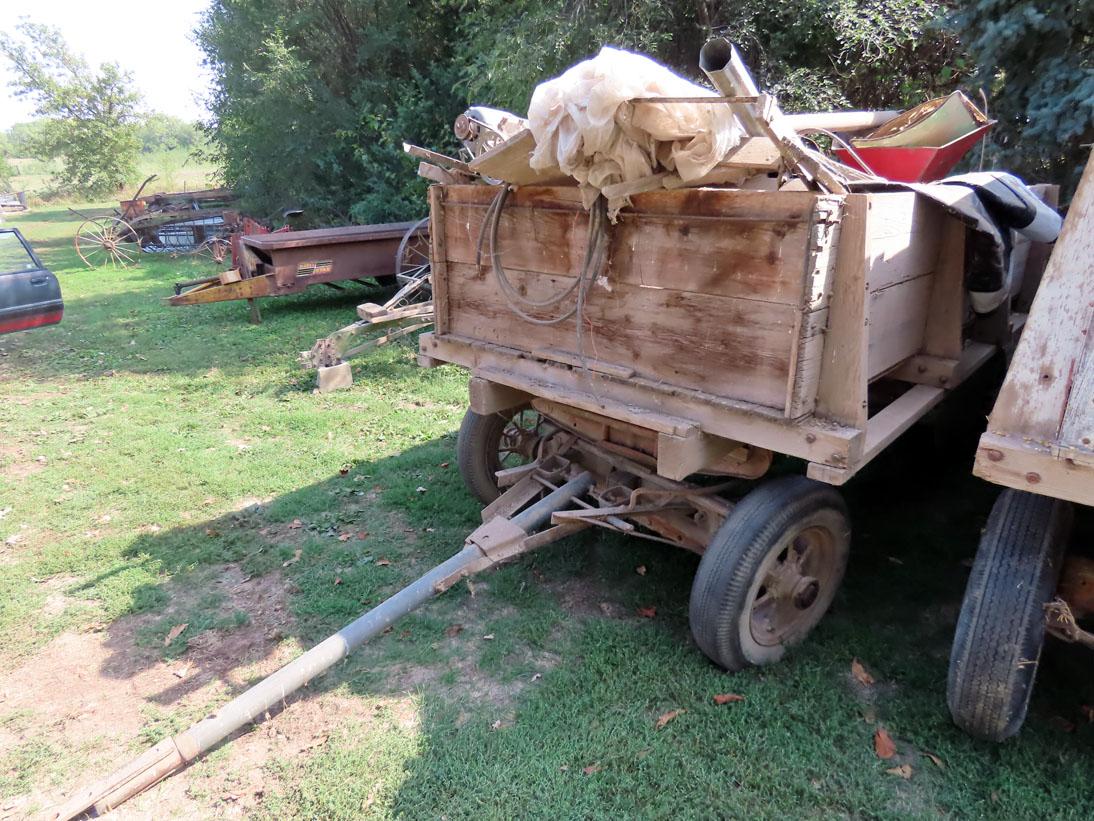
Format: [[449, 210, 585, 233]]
[[419, 180, 1014, 670], [948, 153, 1093, 742]]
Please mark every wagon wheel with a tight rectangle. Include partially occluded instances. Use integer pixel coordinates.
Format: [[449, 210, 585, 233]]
[[75, 217, 140, 268], [947, 489, 1072, 741], [396, 216, 430, 275], [191, 236, 231, 265], [689, 476, 851, 671], [457, 405, 551, 504]]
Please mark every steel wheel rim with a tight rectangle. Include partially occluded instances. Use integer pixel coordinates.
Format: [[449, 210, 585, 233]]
[[76, 217, 139, 268], [491, 409, 547, 473], [396, 217, 430, 275], [748, 524, 841, 647]]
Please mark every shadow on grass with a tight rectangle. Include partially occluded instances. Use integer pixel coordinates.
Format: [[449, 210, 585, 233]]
[[61, 380, 1094, 817]]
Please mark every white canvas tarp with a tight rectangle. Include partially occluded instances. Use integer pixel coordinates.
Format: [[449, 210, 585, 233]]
[[527, 47, 744, 214]]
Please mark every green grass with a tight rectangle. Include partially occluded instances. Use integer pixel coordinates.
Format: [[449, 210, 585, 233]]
[[2, 204, 1094, 818], [8, 149, 218, 201]]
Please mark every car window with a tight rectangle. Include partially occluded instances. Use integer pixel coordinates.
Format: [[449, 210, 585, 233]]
[[0, 231, 39, 275]]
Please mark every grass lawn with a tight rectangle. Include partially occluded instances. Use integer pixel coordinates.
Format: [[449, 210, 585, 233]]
[[1, 204, 1092, 819]]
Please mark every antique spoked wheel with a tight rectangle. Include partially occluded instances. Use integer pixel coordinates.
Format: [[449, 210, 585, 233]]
[[75, 217, 140, 268], [396, 216, 430, 276], [690, 476, 851, 671], [192, 236, 231, 264], [457, 405, 552, 503]]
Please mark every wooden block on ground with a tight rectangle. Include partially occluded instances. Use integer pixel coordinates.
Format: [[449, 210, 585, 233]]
[[317, 362, 353, 392]]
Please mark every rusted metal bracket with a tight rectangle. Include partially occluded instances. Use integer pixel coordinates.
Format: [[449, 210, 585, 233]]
[[1045, 597, 1094, 650]]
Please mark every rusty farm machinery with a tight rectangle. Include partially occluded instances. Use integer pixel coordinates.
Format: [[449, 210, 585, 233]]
[[169, 217, 431, 326], [72, 175, 240, 267]]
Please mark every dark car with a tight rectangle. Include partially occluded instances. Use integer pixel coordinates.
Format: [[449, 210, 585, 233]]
[[0, 227, 62, 335]]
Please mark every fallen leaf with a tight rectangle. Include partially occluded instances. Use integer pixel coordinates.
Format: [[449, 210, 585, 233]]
[[288, 519, 303, 530], [376, 558, 391, 566], [165, 623, 188, 646], [282, 548, 303, 568], [636, 606, 657, 618], [482, 633, 495, 640], [338, 532, 352, 542], [531, 673, 542, 682], [356, 531, 369, 540], [205, 528, 220, 538], [416, 486, 427, 494], [444, 624, 464, 638], [439, 462, 450, 468], [851, 658, 875, 686], [924, 751, 945, 769], [874, 727, 896, 759], [300, 734, 328, 752], [490, 719, 503, 730], [582, 763, 601, 775], [655, 709, 684, 729], [339, 466, 350, 476], [172, 663, 191, 679], [886, 764, 913, 779], [713, 693, 745, 705], [334, 577, 342, 585], [635, 565, 647, 576]]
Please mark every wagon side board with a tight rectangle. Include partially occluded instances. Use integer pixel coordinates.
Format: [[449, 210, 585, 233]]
[[425, 183, 996, 485], [974, 152, 1094, 505]]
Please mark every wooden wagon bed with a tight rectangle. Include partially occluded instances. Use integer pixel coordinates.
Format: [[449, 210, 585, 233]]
[[973, 156, 1094, 505], [421, 183, 1005, 484]]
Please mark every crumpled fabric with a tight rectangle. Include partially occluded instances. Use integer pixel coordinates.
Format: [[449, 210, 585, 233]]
[[909, 172, 1062, 313], [527, 47, 744, 215]]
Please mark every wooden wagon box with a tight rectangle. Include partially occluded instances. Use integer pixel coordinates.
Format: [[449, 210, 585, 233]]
[[421, 184, 992, 484]]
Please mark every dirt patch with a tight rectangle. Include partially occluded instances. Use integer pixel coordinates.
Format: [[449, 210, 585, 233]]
[[0, 443, 44, 480], [0, 565, 302, 818]]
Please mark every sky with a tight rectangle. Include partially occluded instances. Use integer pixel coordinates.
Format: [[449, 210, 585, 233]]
[[0, 0, 213, 128]]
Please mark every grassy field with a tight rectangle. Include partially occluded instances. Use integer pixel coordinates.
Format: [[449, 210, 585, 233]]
[[8, 150, 219, 202], [1, 204, 1093, 819]]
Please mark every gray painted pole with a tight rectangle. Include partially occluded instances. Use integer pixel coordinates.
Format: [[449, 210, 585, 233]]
[[55, 470, 595, 819]]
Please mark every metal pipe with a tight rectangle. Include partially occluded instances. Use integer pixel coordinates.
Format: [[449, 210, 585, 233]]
[[513, 471, 593, 531], [698, 38, 764, 137], [54, 471, 598, 820], [56, 544, 482, 819]]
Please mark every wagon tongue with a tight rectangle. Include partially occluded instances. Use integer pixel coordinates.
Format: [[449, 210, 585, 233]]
[[48, 468, 595, 820]]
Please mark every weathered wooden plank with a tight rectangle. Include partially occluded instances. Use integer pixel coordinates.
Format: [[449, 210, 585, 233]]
[[444, 261, 798, 410], [419, 332, 864, 466], [974, 433, 1094, 507], [442, 198, 813, 304], [815, 194, 870, 428], [1058, 327, 1094, 455], [865, 200, 944, 292], [428, 184, 451, 333], [987, 153, 1094, 443], [867, 273, 934, 378], [467, 129, 571, 186]]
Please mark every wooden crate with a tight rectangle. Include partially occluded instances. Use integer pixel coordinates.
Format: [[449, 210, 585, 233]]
[[423, 183, 990, 483]]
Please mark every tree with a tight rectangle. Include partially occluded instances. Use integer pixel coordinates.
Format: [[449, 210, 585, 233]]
[[0, 22, 141, 197], [953, 1, 1093, 193], [137, 113, 201, 154], [196, 0, 964, 224]]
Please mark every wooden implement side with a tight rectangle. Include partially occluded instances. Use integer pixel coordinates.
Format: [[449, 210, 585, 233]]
[[422, 183, 997, 484], [170, 222, 425, 307], [973, 156, 1094, 505]]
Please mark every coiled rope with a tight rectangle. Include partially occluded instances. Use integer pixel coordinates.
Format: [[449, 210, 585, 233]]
[[476, 186, 608, 328]]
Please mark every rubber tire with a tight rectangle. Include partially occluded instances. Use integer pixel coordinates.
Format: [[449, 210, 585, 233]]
[[689, 475, 851, 671], [457, 407, 517, 504], [947, 489, 1072, 742]]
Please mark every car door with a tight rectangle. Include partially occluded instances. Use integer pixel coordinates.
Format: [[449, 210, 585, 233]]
[[0, 227, 63, 335]]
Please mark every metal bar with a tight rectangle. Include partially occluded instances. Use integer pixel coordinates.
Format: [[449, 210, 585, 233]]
[[512, 471, 594, 531]]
